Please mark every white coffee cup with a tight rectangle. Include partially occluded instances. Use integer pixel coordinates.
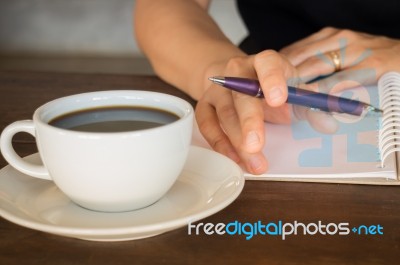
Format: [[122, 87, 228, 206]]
[[0, 90, 193, 212]]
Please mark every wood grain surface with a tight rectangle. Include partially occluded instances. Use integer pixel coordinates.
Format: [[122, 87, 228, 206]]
[[0, 71, 399, 265]]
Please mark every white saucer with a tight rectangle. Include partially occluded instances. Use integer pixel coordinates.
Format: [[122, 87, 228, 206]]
[[0, 146, 244, 241]]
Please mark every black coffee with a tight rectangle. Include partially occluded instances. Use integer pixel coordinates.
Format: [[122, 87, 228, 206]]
[[49, 106, 180, 132]]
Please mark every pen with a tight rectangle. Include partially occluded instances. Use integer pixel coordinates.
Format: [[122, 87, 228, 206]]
[[209, 76, 382, 116]]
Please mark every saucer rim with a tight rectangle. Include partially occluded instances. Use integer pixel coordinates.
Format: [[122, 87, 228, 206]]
[[0, 146, 244, 240]]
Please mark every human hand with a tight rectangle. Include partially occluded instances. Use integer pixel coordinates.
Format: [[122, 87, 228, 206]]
[[281, 27, 400, 92], [196, 51, 338, 174]]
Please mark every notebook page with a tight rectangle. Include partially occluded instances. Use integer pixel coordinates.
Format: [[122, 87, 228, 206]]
[[259, 120, 396, 179], [257, 84, 396, 180], [192, 85, 398, 180]]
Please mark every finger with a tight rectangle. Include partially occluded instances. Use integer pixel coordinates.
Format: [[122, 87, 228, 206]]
[[296, 45, 373, 83], [217, 91, 268, 174], [221, 56, 268, 170], [231, 91, 266, 155], [220, 55, 269, 173], [281, 27, 339, 57], [283, 30, 360, 67], [262, 103, 292, 124], [200, 83, 268, 174], [253, 50, 292, 107], [242, 152, 268, 175], [314, 67, 377, 93], [195, 92, 241, 163]]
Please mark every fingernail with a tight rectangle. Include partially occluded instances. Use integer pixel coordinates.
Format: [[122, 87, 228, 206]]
[[249, 155, 264, 173], [246, 131, 260, 149], [268, 87, 283, 104]]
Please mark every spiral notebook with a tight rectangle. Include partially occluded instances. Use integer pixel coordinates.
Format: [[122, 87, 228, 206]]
[[192, 72, 400, 185]]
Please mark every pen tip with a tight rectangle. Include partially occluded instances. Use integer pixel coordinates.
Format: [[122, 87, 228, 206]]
[[371, 106, 383, 114], [208, 76, 225, 85], [364, 105, 383, 117]]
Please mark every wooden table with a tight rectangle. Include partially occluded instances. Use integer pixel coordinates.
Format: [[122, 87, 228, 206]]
[[0, 71, 399, 264]]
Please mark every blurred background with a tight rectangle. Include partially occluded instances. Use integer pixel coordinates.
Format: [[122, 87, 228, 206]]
[[0, 0, 247, 75]]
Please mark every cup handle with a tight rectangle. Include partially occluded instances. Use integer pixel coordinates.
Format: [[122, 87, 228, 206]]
[[0, 120, 51, 180]]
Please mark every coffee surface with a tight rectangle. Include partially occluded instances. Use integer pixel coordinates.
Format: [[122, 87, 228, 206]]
[[49, 106, 179, 132]]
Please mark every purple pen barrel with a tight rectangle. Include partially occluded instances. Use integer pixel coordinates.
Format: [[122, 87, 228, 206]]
[[215, 77, 366, 116], [287, 87, 364, 115], [221, 78, 261, 97]]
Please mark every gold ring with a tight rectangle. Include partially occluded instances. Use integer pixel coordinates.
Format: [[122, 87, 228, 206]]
[[328, 51, 341, 72]]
